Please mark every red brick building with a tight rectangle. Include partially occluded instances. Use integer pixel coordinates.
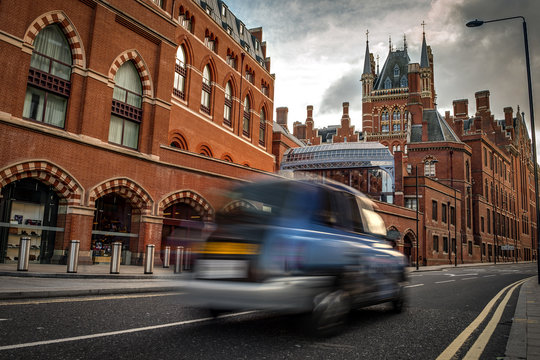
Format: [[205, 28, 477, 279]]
[[285, 31, 537, 265], [0, 0, 277, 266]]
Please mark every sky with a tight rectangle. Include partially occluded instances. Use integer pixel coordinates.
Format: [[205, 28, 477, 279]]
[[224, 0, 540, 154]]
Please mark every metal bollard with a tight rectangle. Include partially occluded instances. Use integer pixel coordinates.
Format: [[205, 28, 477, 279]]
[[163, 246, 171, 268], [66, 240, 80, 273], [17, 236, 31, 271], [110, 242, 122, 274], [174, 246, 184, 274], [144, 244, 155, 274], [184, 247, 191, 271]]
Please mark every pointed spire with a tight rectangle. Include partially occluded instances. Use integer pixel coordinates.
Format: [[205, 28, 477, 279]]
[[362, 29, 371, 75], [420, 21, 429, 68], [403, 33, 407, 51], [376, 55, 380, 76], [389, 35, 392, 52]]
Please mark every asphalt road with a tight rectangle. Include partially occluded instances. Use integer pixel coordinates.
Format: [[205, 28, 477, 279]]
[[0, 263, 536, 359]]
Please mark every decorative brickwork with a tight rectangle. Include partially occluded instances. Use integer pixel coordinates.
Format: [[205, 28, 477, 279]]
[[24, 11, 85, 67], [0, 160, 83, 205], [108, 50, 153, 97], [88, 178, 154, 214], [158, 190, 214, 221]]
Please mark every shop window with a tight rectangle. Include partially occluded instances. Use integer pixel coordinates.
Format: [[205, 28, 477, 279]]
[[23, 24, 72, 128], [243, 95, 250, 137], [223, 82, 232, 127], [173, 45, 187, 100], [200, 65, 212, 115], [108, 61, 142, 149], [259, 108, 266, 146], [0, 178, 60, 264], [92, 194, 135, 265]]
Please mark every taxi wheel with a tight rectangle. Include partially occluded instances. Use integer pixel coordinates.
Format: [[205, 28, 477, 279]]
[[307, 288, 351, 337], [391, 286, 405, 313]]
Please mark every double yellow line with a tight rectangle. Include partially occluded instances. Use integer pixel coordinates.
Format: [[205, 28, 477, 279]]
[[436, 276, 532, 360]]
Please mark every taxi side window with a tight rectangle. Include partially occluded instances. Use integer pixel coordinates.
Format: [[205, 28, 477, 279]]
[[332, 191, 364, 233], [312, 188, 338, 227]]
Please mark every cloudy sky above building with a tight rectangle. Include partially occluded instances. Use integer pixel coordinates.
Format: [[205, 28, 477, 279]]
[[225, 0, 540, 150]]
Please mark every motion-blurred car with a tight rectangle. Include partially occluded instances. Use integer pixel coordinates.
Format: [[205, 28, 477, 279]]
[[184, 178, 407, 335]]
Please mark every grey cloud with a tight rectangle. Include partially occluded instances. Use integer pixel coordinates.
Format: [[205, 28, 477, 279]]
[[319, 67, 363, 114]]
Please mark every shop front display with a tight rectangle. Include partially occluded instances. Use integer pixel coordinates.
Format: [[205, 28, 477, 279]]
[[91, 194, 137, 265], [0, 178, 61, 264]]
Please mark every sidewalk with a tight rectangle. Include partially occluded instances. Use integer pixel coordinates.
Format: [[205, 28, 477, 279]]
[[0, 261, 538, 358]]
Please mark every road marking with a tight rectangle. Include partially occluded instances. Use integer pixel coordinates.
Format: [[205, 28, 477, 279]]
[[0, 319, 9, 321], [0, 310, 256, 351], [404, 284, 424, 288], [482, 275, 496, 278], [463, 278, 527, 359], [435, 280, 455, 284], [0, 292, 184, 306], [461, 277, 478, 281], [436, 277, 531, 360]]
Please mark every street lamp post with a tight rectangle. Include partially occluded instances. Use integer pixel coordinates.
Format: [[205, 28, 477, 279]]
[[467, 16, 539, 283], [416, 165, 419, 270]]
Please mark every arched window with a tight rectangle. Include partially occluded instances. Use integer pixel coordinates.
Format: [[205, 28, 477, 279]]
[[242, 95, 250, 137], [173, 46, 186, 99], [384, 77, 392, 89], [393, 123, 401, 132], [259, 108, 266, 146], [381, 109, 389, 121], [393, 64, 400, 77], [23, 24, 72, 128], [393, 108, 400, 120], [223, 81, 232, 127], [109, 61, 142, 149], [200, 65, 211, 114]]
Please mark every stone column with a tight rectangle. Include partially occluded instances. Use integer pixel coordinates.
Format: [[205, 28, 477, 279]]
[[55, 205, 95, 265], [132, 215, 164, 267]]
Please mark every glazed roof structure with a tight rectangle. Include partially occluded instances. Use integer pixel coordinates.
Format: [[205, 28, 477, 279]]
[[196, 0, 267, 68], [280, 142, 394, 171]]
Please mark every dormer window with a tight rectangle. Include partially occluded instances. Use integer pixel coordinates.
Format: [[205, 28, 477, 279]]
[[393, 64, 400, 77], [227, 26, 232, 35], [400, 75, 408, 87], [384, 77, 392, 89], [152, 0, 163, 8], [221, 4, 227, 16], [255, 41, 260, 51], [239, 23, 245, 35], [205, 6, 213, 15]]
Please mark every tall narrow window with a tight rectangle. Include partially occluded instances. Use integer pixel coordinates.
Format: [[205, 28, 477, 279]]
[[200, 65, 211, 115], [243, 95, 250, 137], [223, 82, 232, 127], [23, 24, 72, 128], [384, 77, 392, 89], [259, 108, 266, 146], [173, 46, 186, 100], [109, 61, 142, 149]]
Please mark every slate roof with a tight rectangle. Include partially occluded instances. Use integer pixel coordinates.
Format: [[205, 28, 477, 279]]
[[195, 0, 267, 67], [273, 122, 305, 147], [410, 110, 461, 143], [373, 49, 410, 90]]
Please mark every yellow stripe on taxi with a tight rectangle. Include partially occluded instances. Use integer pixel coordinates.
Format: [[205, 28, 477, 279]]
[[199, 242, 259, 255]]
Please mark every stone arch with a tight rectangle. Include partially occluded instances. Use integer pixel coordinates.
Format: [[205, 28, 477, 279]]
[[169, 130, 189, 151], [23, 10, 85, 67], [221, 200, 255, 213], [222, 72, 238, 95], [158, 190, 214, 221], [176, 36, 194, 66], [221, 153, 234, 163], [108, 50, 153, 97], [0, 160, 83, 205], [199, 55, 217, 82], [88, 178, 154, 214]]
